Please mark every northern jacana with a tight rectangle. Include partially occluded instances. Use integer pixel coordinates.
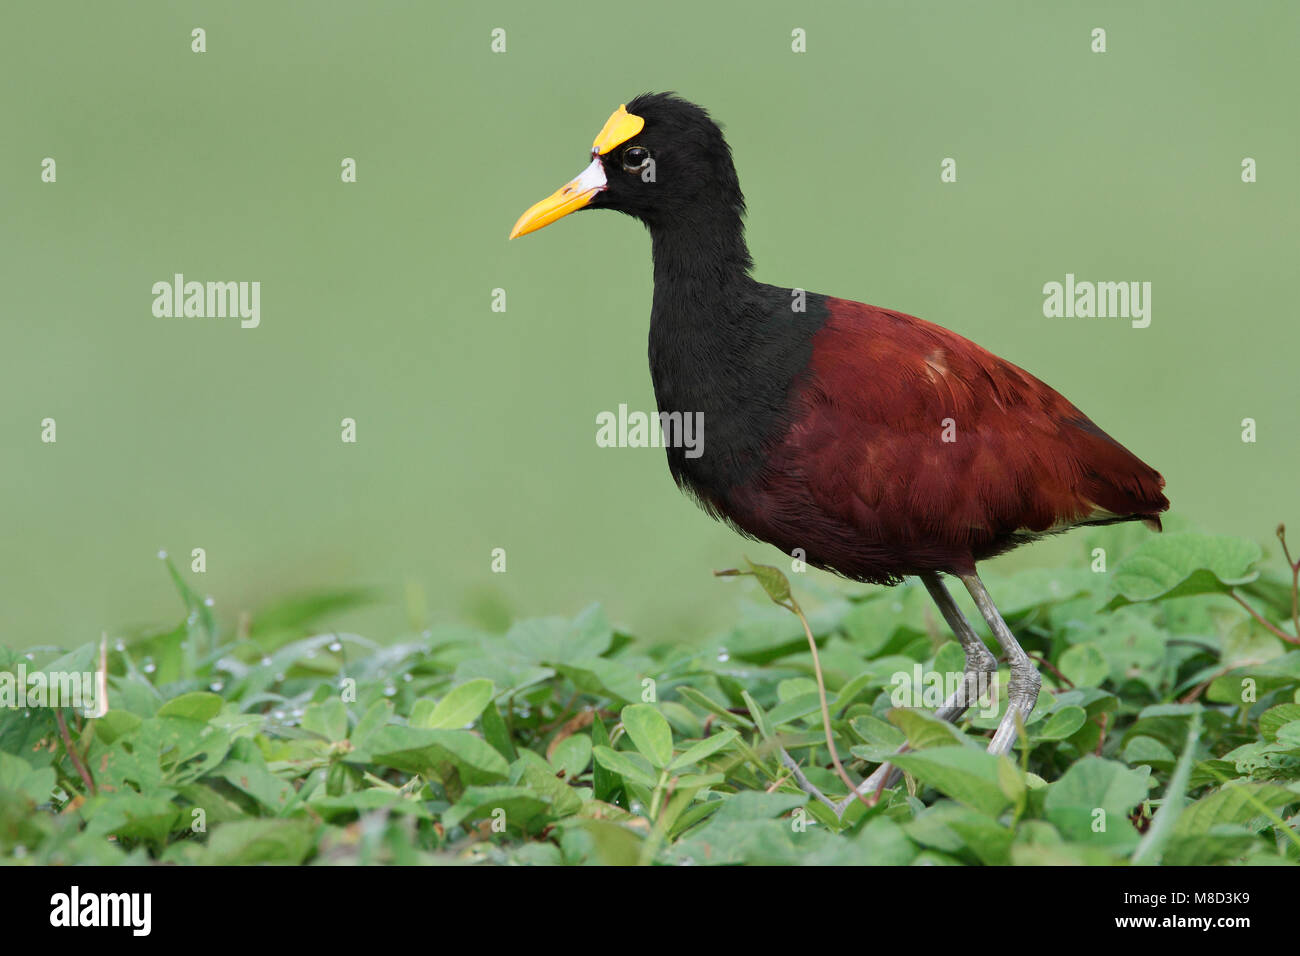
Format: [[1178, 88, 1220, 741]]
[[509, 93, 1168, 794]]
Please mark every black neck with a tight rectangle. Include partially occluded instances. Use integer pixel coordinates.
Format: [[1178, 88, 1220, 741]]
[[643, 203, 826, 495], [649, 202, 753, 300]]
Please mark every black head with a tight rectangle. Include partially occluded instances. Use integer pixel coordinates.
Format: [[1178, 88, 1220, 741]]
[[509, 92, 745, 238]]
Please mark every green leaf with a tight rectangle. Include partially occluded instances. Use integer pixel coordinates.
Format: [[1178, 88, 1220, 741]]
[[765, 692, 821, 727], [743, 560, 793, 606], [620, 704, 674, 768], [515, 750, 584, 817], [850, 714, 905, 752], [1034, 705, 1088, 741], [301, 699, 348, 741], [81, 792, 182, 848], [1259, 703, 1300, 741], [887, 747, 1012, 816], [0, 753, 55, 804], [590, 714, 618, 802], [202, 819, 318, 865], [504, 609, 612, 665], [413, 678, 494, 730], [480, 699, 517, 761], [675, 686, 754, 729], [555, 658, 643, 704], [740, 690, 775, 740], [667, 729, 739, 771], [443, 786, 552, 830], [906, 803, 1014, 865], [889, 708, 972, 750], [309, 789, 434, 822], [1132, 710, 1201, 865], [1107, 534, 1261, 608], [1059, 643, 1107, 688], [831, 670, 884, 713], [592, 745, 658, 790], [549, 734, 593, 780], [218, 760, 297, 812], [1172, 782, 1297, 836], [349, 699, 393, 748], [363, 726, 509, 786], [156, 691, 223, 722], [1044, 757, 1150, 850]]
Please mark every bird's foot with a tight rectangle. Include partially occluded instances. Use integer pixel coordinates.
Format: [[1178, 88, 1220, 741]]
[[984, 665, 1042, 757]]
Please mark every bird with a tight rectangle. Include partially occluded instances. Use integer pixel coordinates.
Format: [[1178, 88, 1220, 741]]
[[509, 93, 1168, 795]]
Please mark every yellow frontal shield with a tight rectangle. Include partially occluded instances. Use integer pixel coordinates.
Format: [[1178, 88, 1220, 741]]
[[592, 104, 645, 155]]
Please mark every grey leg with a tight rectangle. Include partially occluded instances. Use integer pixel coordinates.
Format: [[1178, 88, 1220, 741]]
[[922, 573, 1000, 722], [839, 572, 1000, 805], [958, 570, 1042, 756]]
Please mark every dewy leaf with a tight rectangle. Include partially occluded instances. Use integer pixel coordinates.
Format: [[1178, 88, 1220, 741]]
[[363, 726, 509, 785], [300, 699, 348, 741], [349, 698, 393, 748], [620, 704, 674, 768], [503, 612, 612, 665], [1107, 534, 1261, 608]]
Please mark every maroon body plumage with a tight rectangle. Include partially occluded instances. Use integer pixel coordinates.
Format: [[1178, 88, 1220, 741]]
[[723, 298, 1168, 585]]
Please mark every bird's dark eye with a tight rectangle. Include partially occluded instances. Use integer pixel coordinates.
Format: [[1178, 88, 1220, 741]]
[[622, 146, 651, 172]]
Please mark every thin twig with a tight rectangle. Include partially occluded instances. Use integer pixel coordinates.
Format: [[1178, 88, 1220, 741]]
[[55, 709, 96, 797], [1028, 652, 1074, 689], [1179, 659, 1266, 704], [778, 749, 840, 813], [1229, 590, 1299, 645], [1277, 524, 1300, 639], [789, 597, 876, 812]]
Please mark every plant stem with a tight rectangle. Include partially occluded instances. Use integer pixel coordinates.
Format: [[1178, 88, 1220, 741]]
[[1229, 590, 1299, 645], [788, 598, 875, 813], [55, 709, 96, 797]]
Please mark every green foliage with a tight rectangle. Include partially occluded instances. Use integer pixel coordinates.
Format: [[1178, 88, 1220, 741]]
[[2, 529, 1299, 865]]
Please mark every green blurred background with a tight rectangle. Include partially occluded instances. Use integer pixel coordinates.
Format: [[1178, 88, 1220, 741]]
[[3, 1, 1297, 649]]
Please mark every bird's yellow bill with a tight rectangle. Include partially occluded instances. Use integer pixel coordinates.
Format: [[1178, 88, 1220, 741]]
[[509, 104, 645, 239], [509, 156, 607, 239]]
